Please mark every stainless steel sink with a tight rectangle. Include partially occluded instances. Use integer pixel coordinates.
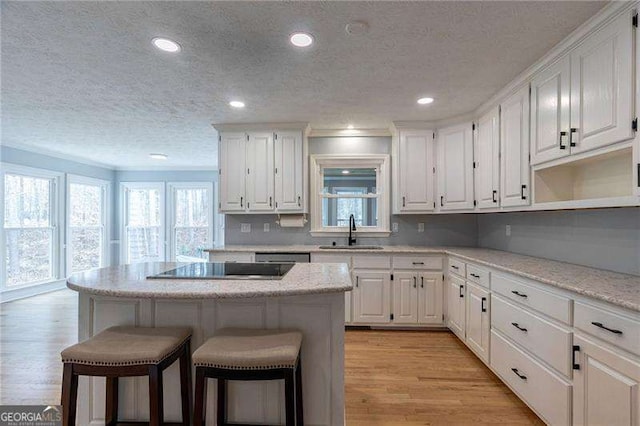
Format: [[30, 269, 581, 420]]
[[319, 245, 384, 250]]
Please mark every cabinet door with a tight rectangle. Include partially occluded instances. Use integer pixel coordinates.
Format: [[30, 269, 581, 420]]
[[465, 282, 490, 363], [475, 108, 500, 209], [246, 132, 275, 212], [398, 130, 435, 212], [352, 271, 391, 324], [530, 56, 571, 165], [219, 132, 247, 212], [392, 272, 418, 324], [570, 12, 634, 155], [437, 123, 474, 211], [447, 274, 466, 338], [500, 86, 531, 207], [274, 131, 304, 212], [573, 334, 640, 426], [418, 272, 444, 325]]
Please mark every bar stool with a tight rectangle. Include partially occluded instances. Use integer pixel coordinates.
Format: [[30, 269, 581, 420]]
[[192, 328, 303, 426], [60, 326, 192, 426]]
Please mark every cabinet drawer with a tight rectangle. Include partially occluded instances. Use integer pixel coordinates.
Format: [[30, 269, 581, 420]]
[[393, 255, 442, 270], [574, 301, 640, 356], [448, 258, 466, 277], [352, 255, 391, 270], [492, 273, 571, 324], [491, 331, 571, 426], [466, 264, 490, 288], [492, 295, 572, 376]]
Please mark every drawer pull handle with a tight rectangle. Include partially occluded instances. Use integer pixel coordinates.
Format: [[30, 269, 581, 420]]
[[572, 345, 580, 370], [511, 368, 527, 381], [511, 322, 528, 332], [412, 262, 424, 265], [459, 284, 464, 298], [591, 321, 623, 335], [451, 265, 459, 270], [511, 290, 528, 298], [470, 273, 480, 278], [481, 297, 487, 313]]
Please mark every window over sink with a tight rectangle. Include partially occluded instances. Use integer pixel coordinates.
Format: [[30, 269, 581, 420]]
[[310, 155, 390, 236]]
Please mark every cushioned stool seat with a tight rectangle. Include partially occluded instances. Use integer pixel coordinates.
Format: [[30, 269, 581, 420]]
[[193, 328, 304, 426], [60, 326, 192, 426]]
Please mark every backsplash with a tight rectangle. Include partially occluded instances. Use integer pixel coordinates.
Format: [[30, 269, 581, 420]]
[[477, 207, 640, 276], [224, 214, 478, 247]]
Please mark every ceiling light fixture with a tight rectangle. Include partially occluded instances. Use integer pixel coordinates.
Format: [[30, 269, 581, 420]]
[[152, 37, 181, 53], [229, 101, 245, 108], [150, 153, 168, 160], [417, 97, 435, 105], [342, 170, 350, 175], [290, 32, 314, 47]]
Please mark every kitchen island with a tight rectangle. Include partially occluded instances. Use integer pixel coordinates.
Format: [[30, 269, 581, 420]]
[[67, 262, 351, 426]]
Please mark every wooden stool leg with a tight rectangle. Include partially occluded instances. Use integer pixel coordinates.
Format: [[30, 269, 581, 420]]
[[193, 368, 207, 426], [217, 378, 227, 425], [284, 370, 295, 426], [148, 365, 164, 426], [179, 342, 192, 426], [295, 357, 304, 425], [105, 377, 119, 426], [61, 363, 78, 426]]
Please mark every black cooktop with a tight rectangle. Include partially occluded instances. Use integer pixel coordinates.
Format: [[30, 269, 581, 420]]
[[148, 262, 295, 280]]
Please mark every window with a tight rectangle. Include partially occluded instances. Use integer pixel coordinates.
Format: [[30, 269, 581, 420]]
[[121, 183, 165, 263], [2, 166, 61, 287], [67, 176, 109, 273], [169, 183, 213, 262], [310, 155, 390, 236]]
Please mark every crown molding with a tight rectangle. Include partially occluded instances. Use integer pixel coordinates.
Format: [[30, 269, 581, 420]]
[[308, 128, 391, 138], [212, 122, 310, 133], [1, 140, 116, 170]]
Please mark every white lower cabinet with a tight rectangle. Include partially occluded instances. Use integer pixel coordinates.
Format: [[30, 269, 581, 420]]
[[392, 271, 444, 325], [573, 333, 640, 426], [417, 272, 444, 325], [491, 331, 572, 426], [352, 270, 392, 324], [465, 282, 490, 362], [446, 274, 466, 339], [393, 272, 419, 324]]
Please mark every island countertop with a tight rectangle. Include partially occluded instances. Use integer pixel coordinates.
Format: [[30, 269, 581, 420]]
[[67, 262, 352, 299]]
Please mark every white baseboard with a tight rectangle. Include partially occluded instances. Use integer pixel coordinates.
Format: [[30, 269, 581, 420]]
[[0, 279, 67, 303]]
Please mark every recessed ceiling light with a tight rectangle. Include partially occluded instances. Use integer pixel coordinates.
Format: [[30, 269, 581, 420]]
[[150, 153, 168, 160], [229, 101, 245, 108], [417, 97, 434, 105], [347, 124, 354, 129], [290, 32, 314, 47], [342, 170, 350, 175], [152, 38, 181, 53]]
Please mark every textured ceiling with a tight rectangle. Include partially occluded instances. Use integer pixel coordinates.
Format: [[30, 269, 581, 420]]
[[1, 1, 606, 168]]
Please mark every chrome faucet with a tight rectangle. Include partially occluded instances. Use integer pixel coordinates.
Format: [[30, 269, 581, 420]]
[[348, 214, 357, 246]]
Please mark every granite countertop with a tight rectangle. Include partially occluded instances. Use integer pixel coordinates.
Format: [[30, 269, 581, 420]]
[[207, 245, 640, 312], [67, 262, 352, 299]]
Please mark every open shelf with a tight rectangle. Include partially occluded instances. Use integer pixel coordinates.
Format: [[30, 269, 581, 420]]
[[534, 147, 634, 204]]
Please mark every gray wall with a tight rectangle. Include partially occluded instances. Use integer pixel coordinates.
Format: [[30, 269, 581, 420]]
[[477, 208, 640, 276]]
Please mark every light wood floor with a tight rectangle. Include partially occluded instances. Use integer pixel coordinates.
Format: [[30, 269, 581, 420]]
[[1, 290, 542, 424]]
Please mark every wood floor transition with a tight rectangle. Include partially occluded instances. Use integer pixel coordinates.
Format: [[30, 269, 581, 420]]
[[0, 290, 542, 424]]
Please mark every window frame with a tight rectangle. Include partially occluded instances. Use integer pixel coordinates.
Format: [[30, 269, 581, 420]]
[[0, 163, 64, 290], [66, 174, 111, 275], [120, 182, 166, 264], [167, 182, 214, 262], [310, 154, 390, 237]]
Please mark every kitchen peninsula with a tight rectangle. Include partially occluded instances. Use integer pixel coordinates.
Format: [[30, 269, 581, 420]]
[[66, 261, 352, 426]]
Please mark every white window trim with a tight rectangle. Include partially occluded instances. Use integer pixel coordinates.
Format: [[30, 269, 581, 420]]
[[120, 182, 166, 264], [66, 174, 111, 275], [167, 182, 214, 262], [310, 154, 390, 237], [0, 162, 64, 291]]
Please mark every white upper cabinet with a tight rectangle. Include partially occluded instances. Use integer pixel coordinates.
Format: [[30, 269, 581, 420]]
[[397, 130, 436, 212], [246, 132, 275, 212], [274, 131, 304, 212], [531, 56, 571, 165], [219, 132, 247, 212], [437, 123, 475, 210], [474, 108, 500, 209], [500, 86, 531, 207], [570, 12, 634, 155]]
